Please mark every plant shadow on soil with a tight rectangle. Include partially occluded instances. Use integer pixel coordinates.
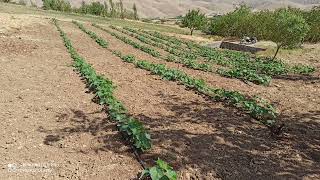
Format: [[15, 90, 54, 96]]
[[274, 74, 320, 83], [38, 108, 134, 155], [135, 92, 320, 179], [38, 91, 320, 179]]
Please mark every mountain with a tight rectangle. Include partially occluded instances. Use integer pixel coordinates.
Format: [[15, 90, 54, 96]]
[[31, 0, 320, 17]]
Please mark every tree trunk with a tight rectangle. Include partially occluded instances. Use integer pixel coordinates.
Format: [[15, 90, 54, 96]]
[[190, 28, 194, 36], [272, 45, 281, 60]]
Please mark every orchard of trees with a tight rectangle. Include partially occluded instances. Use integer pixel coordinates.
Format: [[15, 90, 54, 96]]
[[42, 0, 139, 20], [205, 5, 320, 44], [181, 5, 319, 59]]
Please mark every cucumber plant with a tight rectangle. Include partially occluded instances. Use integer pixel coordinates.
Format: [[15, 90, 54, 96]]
[[140, 159, 177, 180]]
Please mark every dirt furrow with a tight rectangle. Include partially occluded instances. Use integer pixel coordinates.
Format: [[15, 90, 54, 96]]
[[60, 20, 320, 179], [0, 16, 140, 180]]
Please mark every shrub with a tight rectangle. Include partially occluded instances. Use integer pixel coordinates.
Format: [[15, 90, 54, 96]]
[[42, 0, 71, 12], [85, 2, 105, 16]]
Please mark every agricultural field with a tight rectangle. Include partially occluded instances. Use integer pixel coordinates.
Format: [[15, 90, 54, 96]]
[[1, 2, 320, 180]]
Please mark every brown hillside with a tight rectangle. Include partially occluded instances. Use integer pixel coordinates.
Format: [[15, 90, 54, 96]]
[[27, 0, 320, 18]]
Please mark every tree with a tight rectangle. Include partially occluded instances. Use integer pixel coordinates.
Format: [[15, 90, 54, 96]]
[[103, 1, 109, 16], [42, 0, 71, 12], [181, 9, 207, 35], [206, 5, 254, 37], [88, 2, 105, 16], [109, 0, 115, 17], [267, 9, 309, 60], [304, 6, 320, 42], [250, 9, 273, 40], [133, 3, 138, 20], [119, 0, 124, 19]]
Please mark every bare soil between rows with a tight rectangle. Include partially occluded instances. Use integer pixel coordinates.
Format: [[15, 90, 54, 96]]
[[0, 15, 140, 180]]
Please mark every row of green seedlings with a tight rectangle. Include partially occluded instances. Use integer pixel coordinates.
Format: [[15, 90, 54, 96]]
[[106, 25, 266, 86], [57, 20, 151, 152], [141, 29, 315, 77], [58, 19, 176, 180], [126, 27, 195, 56], [113, 26, 197, 60], [125, 27, 186, 51], [72, 22, 109, 48], [126, 27, 291, 85], [127, 27, 229, 64], [110, 25, 272, 85], [133, 28, 310, 83], [109, 26, 215, 74], [139, 29, 257, 66], [141, 30, 183, 46], [139, 28, 231, 63], [88, 23, 160, 58], [80, 23, 279, 130], [193, 44, 315, 76], [137, 29, 270, 75], [140, 29, 251, 62], [111, 25, 272, 85]]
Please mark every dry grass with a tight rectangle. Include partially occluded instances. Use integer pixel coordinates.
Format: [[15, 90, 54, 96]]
[[0, 2, 189, 34], [256, 41, 320, 66]]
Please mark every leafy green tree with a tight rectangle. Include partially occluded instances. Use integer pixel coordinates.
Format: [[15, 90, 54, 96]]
[[267, 9, 309, 60], [181, 9, 207, 35], [133, 3, 138, 20], [79, 1, 87, 13], [42, 0, 52, 10], [89, 2, 105, 16], [207, 5, 252, 37], [304, 6, 320, 42], [42, 0, 71, 12], [250, 10, 273, 39]]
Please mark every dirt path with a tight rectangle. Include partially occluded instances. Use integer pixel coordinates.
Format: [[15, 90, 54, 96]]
[[0, 15, 140, 179], [62, 21, 320, 179]]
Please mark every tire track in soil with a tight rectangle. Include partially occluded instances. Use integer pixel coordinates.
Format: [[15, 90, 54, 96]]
[[0, 17, 141, 180], [60, 21, 320, 179]]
